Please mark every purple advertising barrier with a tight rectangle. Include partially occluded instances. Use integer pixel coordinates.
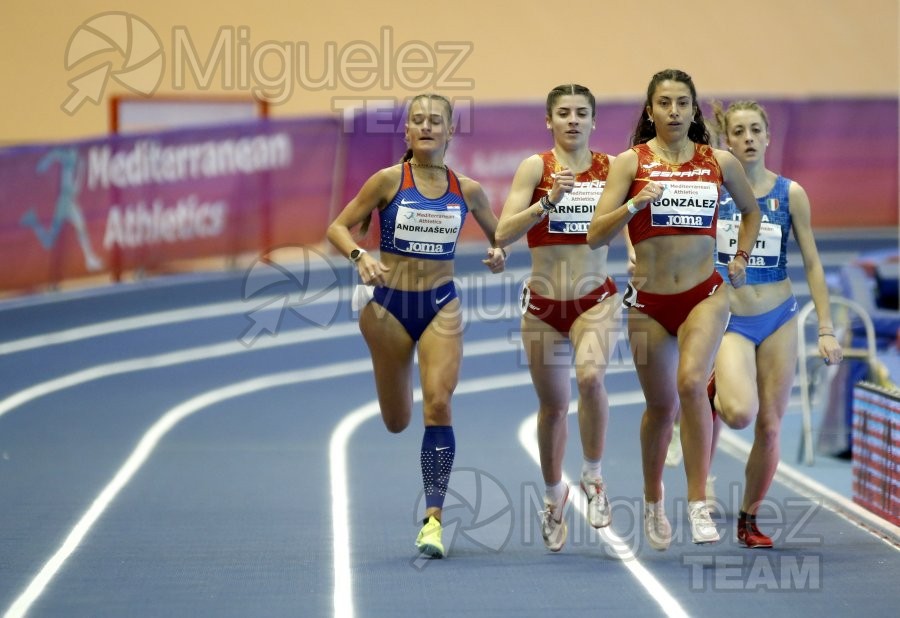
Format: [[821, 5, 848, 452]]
[[703, 98, 897, 228], [0, 117, 340, 292], [335, 101, 635, 246], [334, 104, 405, 252], [2, 97, 892, 293], [338, 97, 897, 249], [777, 98, 898, 228]]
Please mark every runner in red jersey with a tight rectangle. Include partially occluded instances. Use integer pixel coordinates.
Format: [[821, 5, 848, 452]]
[[587, 69, 761, 551], [496, 84, 621, 552]]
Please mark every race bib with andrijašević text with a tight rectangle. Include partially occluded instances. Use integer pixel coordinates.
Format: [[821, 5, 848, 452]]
[[650, 181, 718, 228], [548, 180, 605, 234], [393, 205, 462, 256]]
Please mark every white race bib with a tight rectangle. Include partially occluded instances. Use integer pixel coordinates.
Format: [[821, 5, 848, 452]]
[[393, 205, 461, 256], [716, 217, 783, 268], [548, 180, 605, 234], [650, 181, 718, 228]]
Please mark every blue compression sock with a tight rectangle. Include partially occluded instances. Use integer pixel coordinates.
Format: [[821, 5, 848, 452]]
[[421, 425, 455, 510]]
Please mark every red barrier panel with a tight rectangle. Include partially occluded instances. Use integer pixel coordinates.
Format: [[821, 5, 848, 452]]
[[852, 383, 900, 526]]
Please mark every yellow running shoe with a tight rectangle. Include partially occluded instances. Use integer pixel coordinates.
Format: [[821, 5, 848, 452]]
[[415, 516, 444, 558]]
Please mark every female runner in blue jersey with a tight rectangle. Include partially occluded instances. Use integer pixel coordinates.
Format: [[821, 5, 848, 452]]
[[710, 100, 843, 548], [327, 94, 507, 559]]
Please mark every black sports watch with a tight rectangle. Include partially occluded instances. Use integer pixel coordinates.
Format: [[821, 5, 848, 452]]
[[540, 195, 557, 214], [349, 248, 366, 263]]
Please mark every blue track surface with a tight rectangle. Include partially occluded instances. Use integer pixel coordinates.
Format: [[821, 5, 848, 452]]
[[1, 231, 898, 617]]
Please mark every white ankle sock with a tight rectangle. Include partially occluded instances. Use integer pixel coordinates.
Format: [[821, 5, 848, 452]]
[[545, 481, 566, 506], [581, 458, 602, 480]]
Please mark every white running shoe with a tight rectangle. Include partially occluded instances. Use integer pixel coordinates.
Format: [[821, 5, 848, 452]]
[[643, 495, 672, 551], [580, 474, 612, 528], [540, 485, 570, 552], [665, 423, 683, 467], [688, 500, 720, 544]]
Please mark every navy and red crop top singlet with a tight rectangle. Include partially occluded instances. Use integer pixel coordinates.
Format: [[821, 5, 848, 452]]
[[378, 162, 468, 261]]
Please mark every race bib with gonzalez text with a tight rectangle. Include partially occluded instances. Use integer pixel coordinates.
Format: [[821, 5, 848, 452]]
[[650, 181, 718, 229]]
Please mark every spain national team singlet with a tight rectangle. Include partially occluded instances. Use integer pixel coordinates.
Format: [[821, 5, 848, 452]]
[[526, 151, 610, 247], [626, 143, 723, 246]]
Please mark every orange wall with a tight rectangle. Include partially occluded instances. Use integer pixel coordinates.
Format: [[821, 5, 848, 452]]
[[2, 0, 898, 144]]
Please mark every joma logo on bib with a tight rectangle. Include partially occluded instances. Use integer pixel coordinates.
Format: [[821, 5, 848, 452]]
[[393, 204, 461, 255], [562, 221, 589, 233], [407, 241, 444, 253], [665, 215, 704, 226]]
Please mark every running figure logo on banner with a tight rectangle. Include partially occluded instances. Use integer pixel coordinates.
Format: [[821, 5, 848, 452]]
[[19, 148, 104, 272]]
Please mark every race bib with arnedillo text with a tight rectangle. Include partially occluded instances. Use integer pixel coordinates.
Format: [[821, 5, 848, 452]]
[[650, 181, 718, 228], [548, 180, 605, 234], [393, 205, 461, 256]]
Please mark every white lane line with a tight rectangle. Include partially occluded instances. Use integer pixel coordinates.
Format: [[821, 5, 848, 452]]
[[0, 250, 849, 356], [329, 400, 380, 618], [3, 338, 525, 618], [717, 429, 900, 546], [0, 297, 278, 355], [0, 283, 530, 420], [517, 397, 690, 618], [0, 317, 526, 421], [3, 358, 372, 618], [0, 321, 360, 420], [329, 370, 538, 618], [0, 265, 530, 355], [329, 363, 638, 618]]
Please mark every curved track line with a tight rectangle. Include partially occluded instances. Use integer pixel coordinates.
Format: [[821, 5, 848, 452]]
[[517, 400, 690, 618], [4, 339, 525, 618], [3, 359, 371, 618], [717, 429, 900, 546], [0, 322, 360, 420]]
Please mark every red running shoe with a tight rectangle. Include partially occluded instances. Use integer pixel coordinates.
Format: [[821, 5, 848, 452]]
[[738, 516, 774, 548]]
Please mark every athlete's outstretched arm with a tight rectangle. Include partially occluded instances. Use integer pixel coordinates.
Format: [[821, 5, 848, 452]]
[[462, 177, 507, 273], [716, 149, 761, 288]]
